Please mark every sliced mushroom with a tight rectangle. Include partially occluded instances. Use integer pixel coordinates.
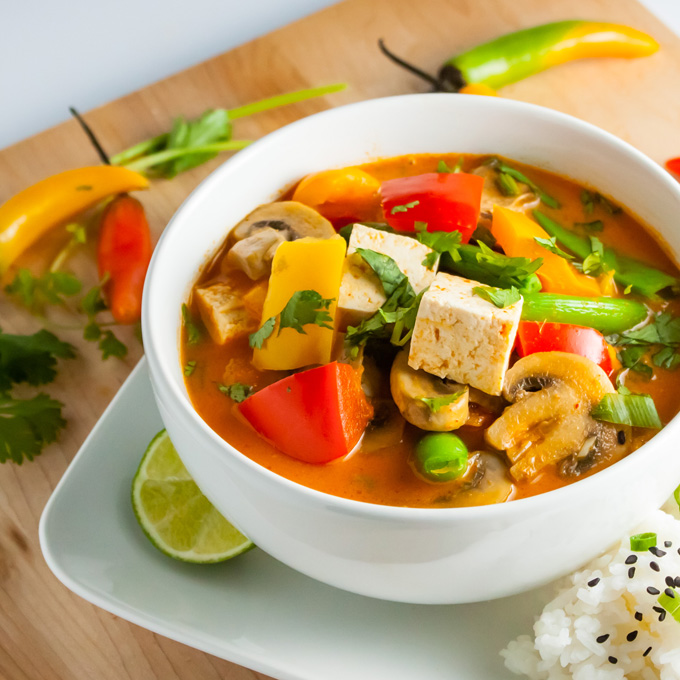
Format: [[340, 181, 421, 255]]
[[485, 352, 628, 481], [433, 453, 513, 507], [390, 349, 469, 431], [226, 201, 336, 279], [472, 164, 540, 218]]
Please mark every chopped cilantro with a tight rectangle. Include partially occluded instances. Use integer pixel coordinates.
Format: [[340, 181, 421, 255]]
[[218, 383, 253, 403], [420, 390, 465, 413], [415, 224, 462, 265], [574, 236, 609, 277], [249, 316, 276, 349], [278, 290, 334, 335], [609, 312, 680, 371], [436, 158, 463, 173], [390, 200, 419, 215], [355, 249, 415, 299], [5, 269, 82, 313], [581, 190, 595, 215], [617, 346, 652, 378], [574, 220, 604, 232], [80, 282, 128, 360], [181, 303, 202, 345], [495, 161, 560, 208], [184, 361, 197, 376], [534, 236, 574, 260], [472, 286, 522, 308]]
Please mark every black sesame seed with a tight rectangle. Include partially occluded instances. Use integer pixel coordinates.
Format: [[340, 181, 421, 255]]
[[659, 610, 667, 622], [597, 634, 610, 643], [666, 576, 675, 588], [644, 647, 652, 657], [665, 541, 672, 548], [625, 554, 638, 565], [665, 588, 675, 598], [588, 577, 600, 587], [617, 430, 626, 445], [649, 546, 667, 558], [651, 561, 661, 572], [635, 612, 643, 621], [608, 656, 618, 665], [628, 567, 636, 579], [653, 606, 665, 614], [647, 586, 661, 595], [627, 630, 638, 642], [675, 577, 680, 588]]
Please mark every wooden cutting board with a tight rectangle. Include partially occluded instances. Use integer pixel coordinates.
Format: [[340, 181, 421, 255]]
[[1, 0, 680, 678]]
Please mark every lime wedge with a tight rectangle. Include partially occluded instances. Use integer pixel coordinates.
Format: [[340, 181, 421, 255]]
[[131, 429, 254, 563]]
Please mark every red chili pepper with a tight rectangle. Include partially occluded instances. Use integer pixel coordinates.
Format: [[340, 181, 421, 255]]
[[97, 194, 152, 324], [516, 321, 614, 376], [380, 173, 484, 242], [666, 157, 680, 179], [238, 362, 373, 464]]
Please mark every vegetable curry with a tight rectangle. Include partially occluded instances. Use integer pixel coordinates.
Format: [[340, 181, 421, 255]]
[[181, 153, 680, 508]]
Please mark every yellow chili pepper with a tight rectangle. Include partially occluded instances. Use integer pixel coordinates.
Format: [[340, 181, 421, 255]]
[[491, 206, 601, 297], [253, 235, 346, 371], [292, 167, 381, 222], [0, 165, 149, 275], [458, 83, 498, 97]]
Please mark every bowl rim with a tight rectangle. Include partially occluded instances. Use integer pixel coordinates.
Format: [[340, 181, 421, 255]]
[[143, 92, 680, 522]]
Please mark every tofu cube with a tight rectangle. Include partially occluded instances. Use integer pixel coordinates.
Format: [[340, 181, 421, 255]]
[[194, 282, 255, 345], [337, 224, 437, 328], [408, 273, 523, 395]]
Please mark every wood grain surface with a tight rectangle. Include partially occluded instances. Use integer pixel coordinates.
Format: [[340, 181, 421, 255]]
[[2, 0, 680, 678]]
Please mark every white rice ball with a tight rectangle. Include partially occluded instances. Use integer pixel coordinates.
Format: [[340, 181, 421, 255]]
[[501, 508, 680, 680]]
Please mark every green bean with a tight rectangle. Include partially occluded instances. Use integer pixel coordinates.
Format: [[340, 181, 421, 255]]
[[414, 433, 469, 482], [522, 293, 647, 335], [533, 210, 678, 298]]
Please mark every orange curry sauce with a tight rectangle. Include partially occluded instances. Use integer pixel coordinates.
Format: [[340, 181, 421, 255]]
[[181, 154, 680, 508]]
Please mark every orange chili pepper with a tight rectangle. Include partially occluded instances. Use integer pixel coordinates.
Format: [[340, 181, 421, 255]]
[[97, 194, 152, 324]]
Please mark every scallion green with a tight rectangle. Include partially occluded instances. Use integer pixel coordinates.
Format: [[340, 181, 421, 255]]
[[630, 532, 657, 551], [591, 393, 662, 429]]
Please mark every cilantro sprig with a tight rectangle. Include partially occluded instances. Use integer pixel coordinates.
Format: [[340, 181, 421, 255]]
[[81, 282, 128, 359], [218, 383, 253, 403], [249, 290, 335, 349], [534, 236, 574, 261], [111, 83, 347, 178], [415, 223, 461, 267], [473, 286, 522, 308], [0, 328, 75, 464]]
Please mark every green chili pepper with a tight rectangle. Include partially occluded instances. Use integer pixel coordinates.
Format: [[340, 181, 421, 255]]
[[522, 293, 647, 335], [379, 22, 658, 93]]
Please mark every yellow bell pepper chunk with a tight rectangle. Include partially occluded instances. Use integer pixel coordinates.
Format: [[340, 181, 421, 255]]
[[491, 206, 601, 296], [253, 235, 346, 370], [292, 167, 380, 221], [0, 165, 149, 275]]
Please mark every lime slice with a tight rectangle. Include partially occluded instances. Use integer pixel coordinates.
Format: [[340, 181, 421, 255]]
[[131, 429, 254, 563]]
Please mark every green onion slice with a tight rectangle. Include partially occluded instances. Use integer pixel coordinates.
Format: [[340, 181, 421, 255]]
[[658, 589, 680, 623], [591, 393, 662, 429], [630, 532, 657, 551]]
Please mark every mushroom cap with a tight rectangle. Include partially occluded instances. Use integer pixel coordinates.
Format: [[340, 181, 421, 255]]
[[390, 349, 469, 432]]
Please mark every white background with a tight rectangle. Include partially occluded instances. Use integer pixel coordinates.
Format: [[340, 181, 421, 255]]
[[2, 0, 679, 151]]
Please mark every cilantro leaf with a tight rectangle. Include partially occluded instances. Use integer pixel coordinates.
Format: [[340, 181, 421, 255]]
[[496, 161, 560, 208], [99, 330, 128, 360], [581, 190, 595, 215], [278, 290, 334, 335], [617, 346, 653, 378], [534, 236, 574, 260], [574, 220, 604, 232], [79, 281, 129, 360], [5, 269, 82, 313], [218, 383, 253, 403], [652, 346, 680, 370], [437, 158, 463, 173], [249, 316, 276, 349], [420, 390, 465, 413], [472, 286, 522, 308], [0, 393, 66, 464], [0, 329, 75, 392], [355, 248, 415, 300], [574, 236, 609, 277], [184, 361, 197, 376], [181, 303, 202, 345], [415, 225, 462, 264], [390, 200, 419, 215]]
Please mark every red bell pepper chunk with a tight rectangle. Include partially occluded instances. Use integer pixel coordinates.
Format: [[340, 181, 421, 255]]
[[517, 322, 614, 376], [380, 172, 484, 242], [666, 157, 680, 179], [238, 362, 373, 464]]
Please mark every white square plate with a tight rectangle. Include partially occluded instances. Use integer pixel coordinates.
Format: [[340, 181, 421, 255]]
[[39, 358, 554, 680]]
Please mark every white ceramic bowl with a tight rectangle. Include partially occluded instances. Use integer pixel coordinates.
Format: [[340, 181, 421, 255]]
[[143, 94, 680, 604]]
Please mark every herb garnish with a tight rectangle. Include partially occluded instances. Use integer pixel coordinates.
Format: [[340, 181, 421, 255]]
[[473, 286, 522, 308], [5, 269, 82, 314], [420, 390, 465, 413], [249, 290, 335, 349], [218, 383, 253, 403], [82, 282, 128, 359], [390, 200, 420, 215], [608, 312, 680, 371], [489, 160, 560, 208], [534, 236, 574, 260], [181, 303, 202, 346], [111, 84, 347, 177], [581, 190, 622, 216], [415, 223, 461, 266], [183, 361, 197, 376], [437, 158, 463, 173], [575, 220, 604, 232], [574, 236, 610, 277]]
